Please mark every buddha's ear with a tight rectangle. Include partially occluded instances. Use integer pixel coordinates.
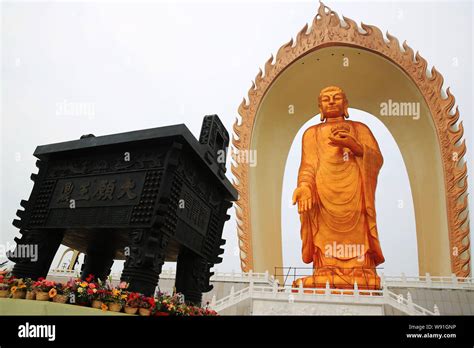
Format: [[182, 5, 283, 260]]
[[320, 107, 325, 121], [343, 104, 350, 119]]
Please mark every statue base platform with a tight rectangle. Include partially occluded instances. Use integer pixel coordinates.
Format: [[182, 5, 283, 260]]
[[292, 272, 381, 290]]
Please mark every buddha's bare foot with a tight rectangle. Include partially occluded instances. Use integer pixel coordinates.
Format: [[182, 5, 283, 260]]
[[292, 276, 316, 288]]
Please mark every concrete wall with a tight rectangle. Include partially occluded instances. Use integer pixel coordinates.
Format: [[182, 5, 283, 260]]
[[251, 299, 384, 315]]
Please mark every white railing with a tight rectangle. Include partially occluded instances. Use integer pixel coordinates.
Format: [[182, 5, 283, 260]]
[[213, 286, 252, 310], [385, 289, 437, 315], [48, 269, 79, 278], [382, 273, 474, 290], [211, 281, 438, 316]]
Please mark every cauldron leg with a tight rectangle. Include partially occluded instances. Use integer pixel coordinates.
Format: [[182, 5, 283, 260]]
[[9, 229, 64, 280], [175, 246, 208, 306], [80, 230, 117, 281], [80, 246, 115, 281], [121, 229, 169, 296]]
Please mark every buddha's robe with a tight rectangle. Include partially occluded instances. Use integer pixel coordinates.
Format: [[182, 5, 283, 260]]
[[297, 120, 385, 268]]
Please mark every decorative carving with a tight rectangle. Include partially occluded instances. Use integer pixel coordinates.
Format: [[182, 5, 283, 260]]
[[50, 172, 145, 208], [232, 2, 470, 276]]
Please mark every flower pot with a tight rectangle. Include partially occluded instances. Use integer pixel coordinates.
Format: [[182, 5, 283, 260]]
[[26, 291, 36, 300], [108, 303, 122, 312], [36, 291, 50, 301], [139, 308, 151, 316], [12, 290, 26, 299], [52, 294, 68, 304], [91, 300, 103, 309], [124, 306, 138, 315], [0, 289, 9, 298]]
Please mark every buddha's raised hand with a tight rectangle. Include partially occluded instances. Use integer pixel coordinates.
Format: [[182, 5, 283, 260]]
[[328, 129, 363, 156]]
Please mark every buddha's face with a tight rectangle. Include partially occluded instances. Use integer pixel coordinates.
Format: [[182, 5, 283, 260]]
[[319, 89, 347, 119]]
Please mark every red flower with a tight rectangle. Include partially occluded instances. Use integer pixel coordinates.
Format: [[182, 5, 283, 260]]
[[87, 289, 94, 295], [128, 292, 139, 300], [38, 277, 45, 281], [88, 283, 96, 289], [86, 274, 94, 282]]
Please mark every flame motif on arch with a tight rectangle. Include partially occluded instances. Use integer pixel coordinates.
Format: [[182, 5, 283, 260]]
[[231, 2, 470, 276]]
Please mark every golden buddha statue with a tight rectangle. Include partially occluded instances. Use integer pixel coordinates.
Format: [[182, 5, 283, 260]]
[[292, 86, 385, 290]]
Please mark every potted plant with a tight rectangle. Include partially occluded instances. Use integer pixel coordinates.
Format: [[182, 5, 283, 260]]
[[77, 275, 104, 309], [137, 295, 155, 316], [10, 278, 27, 299], [152, 292, 185, 316], [71, 275, 96, 306], [24, 278, 36, 300], [0, 283, 9, 298], [152, 293, 172, 316], [89, 284, 103, 309], [93, 277, 115, 310], [32, 278, 56, 301], [197, 306, 218, 316], [0, 270, 13, 298], [105, 286, 127, 312], [124, 292, 140, 315], [51, 282, 71, 304], [152, 299, 172, 316]]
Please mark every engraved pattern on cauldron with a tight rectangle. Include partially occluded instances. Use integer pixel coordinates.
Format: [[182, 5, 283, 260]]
[[29, 180, 56, 227], [130, 169, 162, 225]]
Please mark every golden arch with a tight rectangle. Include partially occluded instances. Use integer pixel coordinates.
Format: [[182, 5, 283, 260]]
[[56, 248, 81, 270], [232, 3, 470, 277]]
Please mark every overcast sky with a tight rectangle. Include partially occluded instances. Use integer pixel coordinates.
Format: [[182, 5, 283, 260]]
[[1, 0, 472, 278]]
